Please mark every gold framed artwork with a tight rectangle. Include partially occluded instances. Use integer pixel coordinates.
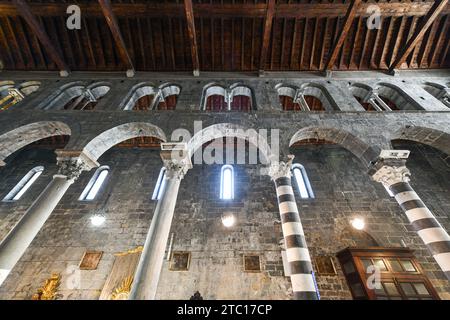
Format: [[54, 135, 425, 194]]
[[314, 256, 337, 275], [79, 250, 103, 270], [243, 255, 261, 272], [169, 251, 191, 271]]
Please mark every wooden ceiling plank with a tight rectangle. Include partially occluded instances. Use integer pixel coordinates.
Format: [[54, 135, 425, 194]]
[[388, 15, 406, 68], [389, 0, 448, 71], [430, 15, 448, 66], [358, 18, 369, 69], [211, 18, 215, 71], [136, 18, 147, 70], [16, 16, 36, 68], [184, 0, 200, 76], [1, 2, 449, 18], [6, 16, 25, 69], [319, 18, 329, 71], [12, 0, 69, 75], [299, 18, 307, 70], [241, 17, 245, 71], [0, 19, 14, 68], [250, 18, 255, 70], [280, 18, 287, 68], [289, 18, 298, 70], [98, 0, 135, 76], [82, 19, 96, 68], [147, 18, 156, 70], [259, 0, 276, 75], [348, 17, 361, 69], [309, 17, 318, 70], [168, 17, 176, 70], [369, 25, 380, 69], [324, 0, 361, 71], [379, 17, 394, 69]]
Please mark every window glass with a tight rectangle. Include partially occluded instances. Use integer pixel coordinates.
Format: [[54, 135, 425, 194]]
[[373, 259, 387, 271], [413, 283, 429, 295], [361, 259, 373, 272], [2, 166, 44, 201], [400, 260, 416, 272], [389, 259, 403, 272], [383, 282, 399, 296], [220, 165, 234, 200], [400, 283, 415, 296], [79, 166, 109, 201]]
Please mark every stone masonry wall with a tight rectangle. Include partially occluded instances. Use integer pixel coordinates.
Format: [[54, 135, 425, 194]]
[[0, 140, 449, 299]]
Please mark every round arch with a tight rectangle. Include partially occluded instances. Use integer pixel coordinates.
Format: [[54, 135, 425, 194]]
[[82, 122, 167, 161], [0, 121, 71, 164], [391, 126, 450, 156], [289, 126, 380, 167], [186, 123, 274, 164]]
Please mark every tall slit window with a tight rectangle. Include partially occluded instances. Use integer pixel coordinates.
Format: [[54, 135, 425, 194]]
[[292, 164, 314, 199], [2, 166, 44, 201], [220, 165, 234, 200], [152, 167, 167, 200], [79, 166, 109, 201]]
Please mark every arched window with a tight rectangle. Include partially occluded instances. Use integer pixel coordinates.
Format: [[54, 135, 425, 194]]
[[2, 166, 44, 201], [292, 164, 314, 199], [0, 81, 40, 111], [41, 82, 110, 110], [122, 83, 180, 111], [152, 167, 167, 200], [79, 166, 109, 201], [220, 165, 234, 200]]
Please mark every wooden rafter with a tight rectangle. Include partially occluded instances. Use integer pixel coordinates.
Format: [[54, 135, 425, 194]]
[[1, 2, 449, 18], [12, 0, 69, 75], [98, 0, 134, 76], [324, 0, 361, 71], [259, 0, 276, 75], [389, 0, 449, 71], [183, 0, 200, 76]]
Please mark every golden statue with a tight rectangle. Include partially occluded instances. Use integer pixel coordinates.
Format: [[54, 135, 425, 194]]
[[110, 276, 134, 300], [32, 273, 61, 300]]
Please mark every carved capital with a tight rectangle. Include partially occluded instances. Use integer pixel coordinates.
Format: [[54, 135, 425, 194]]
[[163, 158, 192, 180], [369, 150, 411, 187], [160, 143, 192, 180], [55, 150, 100, 182], [266, 155, 294, 181]]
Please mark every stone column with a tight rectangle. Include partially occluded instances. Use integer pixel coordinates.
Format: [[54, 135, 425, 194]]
[[129, 157, 191, 300], [0, 151, 97, 286], [370, 155, 450, 280], [268, 157, 319, 300]]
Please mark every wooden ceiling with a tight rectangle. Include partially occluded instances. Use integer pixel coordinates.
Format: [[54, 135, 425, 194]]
[[0, 0, 449, 75]]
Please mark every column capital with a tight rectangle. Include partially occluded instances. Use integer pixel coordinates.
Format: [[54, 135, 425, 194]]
[[160, 144, 192, 180], [265, 155, 294, 181], [369, 150, 411, 186], [55, 150, 100, 182]]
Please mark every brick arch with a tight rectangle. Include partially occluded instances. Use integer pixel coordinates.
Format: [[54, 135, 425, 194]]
[[187, 123, 274, 164], [82, 122, 167, 161], [289, 126, 380, 167], [392, 126, 450, 156], [0, 121, 71, 165]]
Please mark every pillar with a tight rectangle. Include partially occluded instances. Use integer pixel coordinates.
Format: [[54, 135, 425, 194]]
[[268, 157, 319, 300], [129, 158, 191, 300], [371, 155, 450, 280], [0, 151, 96, 286]]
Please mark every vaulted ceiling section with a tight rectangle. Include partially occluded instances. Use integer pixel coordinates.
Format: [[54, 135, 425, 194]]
[[0, 0, 449, 75]]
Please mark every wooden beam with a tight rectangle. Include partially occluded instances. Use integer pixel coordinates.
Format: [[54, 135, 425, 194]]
[[389, 0, 448, 71], [259, 0, 276, 75], [183, 0, 200, 76], [324, 0, 361, 71], [98, 0, 134, 77], [12, 0, 69, 76], [1, 2, 449, 18]]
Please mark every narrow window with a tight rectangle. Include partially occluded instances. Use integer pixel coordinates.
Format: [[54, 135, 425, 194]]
[[2, 166, 44, 201], [79, 166, 109, 201], [292, 164, 314, 199], [152, 167, 167, 200], [220, 165, 234, 200]]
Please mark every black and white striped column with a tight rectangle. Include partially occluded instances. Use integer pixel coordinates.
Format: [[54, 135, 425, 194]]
[[372, 162, 450, 280], [389, 181, 450, 280], [270, 161, 319, 300]]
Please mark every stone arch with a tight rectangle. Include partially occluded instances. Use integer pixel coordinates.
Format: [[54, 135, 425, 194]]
[[422, 82, 450, 108], [186, 123, 274, 164], [348, 83, 375, 111], [41, 81, 111, 110], [391, 126, 450, 156], [289, 126, 380, 167], [200, 83, 228, 111], [0, 121, 71, 164], [300, 82, 339, 111], [82, 122, 167, 161], [229, 83, 256, 110], [375, 82, 423, 110], [121, 82, 181, 111]]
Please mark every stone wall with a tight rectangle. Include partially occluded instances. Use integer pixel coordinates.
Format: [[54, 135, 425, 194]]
[[0, 140, 449, 300]]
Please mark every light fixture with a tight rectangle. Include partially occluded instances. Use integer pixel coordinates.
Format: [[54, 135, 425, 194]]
[[90, 214, 106, 227], [221, 212, 236, 228], [351, 217, 365, 231]]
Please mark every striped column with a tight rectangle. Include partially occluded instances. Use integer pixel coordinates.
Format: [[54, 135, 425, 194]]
[[372, 163, 450, 280], [269, 160, 319, 300]]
